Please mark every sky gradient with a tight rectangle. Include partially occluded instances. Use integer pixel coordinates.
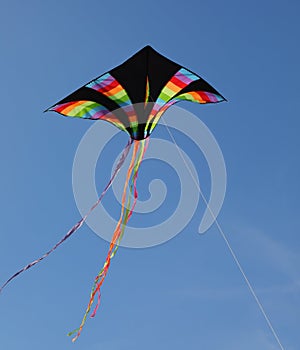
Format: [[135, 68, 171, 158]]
[[0, 1, 299, 349]]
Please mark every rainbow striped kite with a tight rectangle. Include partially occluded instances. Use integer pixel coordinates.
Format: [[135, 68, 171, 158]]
[[1, 46, 226, 341]]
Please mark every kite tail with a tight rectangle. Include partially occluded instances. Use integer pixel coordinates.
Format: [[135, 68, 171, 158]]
[[69, 138, 149, 342], [0, 140, 133, 294]]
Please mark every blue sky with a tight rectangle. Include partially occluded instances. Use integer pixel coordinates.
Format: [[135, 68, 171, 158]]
[[0, 0, 299, 349]]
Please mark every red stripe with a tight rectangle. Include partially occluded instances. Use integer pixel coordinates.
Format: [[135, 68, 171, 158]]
[[197, 91, 211, 101], [54, 102, 74, 112], [170, 75, 189, 89], [98, 79, 119, 93]]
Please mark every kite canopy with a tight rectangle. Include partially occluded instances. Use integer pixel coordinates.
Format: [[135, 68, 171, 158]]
[[46, 45, 226, 140]]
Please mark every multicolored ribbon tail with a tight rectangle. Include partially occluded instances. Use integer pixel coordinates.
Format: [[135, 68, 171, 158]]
[[69, 138, 149, 342], [0, 140, 133, 294]]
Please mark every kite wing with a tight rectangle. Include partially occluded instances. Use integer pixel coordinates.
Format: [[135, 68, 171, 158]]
[[46, 46, 225, 140]]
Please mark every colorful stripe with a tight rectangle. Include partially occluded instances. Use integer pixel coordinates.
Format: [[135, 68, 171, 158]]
[[149, 100, 177, 134], [174, 90, 224, 104], [52, 101, 110, 119], [51, 101, 127, 132], [144, 69, 224, 136], [145, 68, 199, 132], [87, 73, 137, 133], [144, 76, 150, 107], [87, 73, 131, 108], [156, 68, 199, 103]]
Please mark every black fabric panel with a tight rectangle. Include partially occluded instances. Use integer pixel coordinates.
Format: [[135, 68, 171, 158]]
[[108, 46, 182, 127], [147, 46, 181, 101], [126, 123, 152, 140], [47, 87, 130, 128], [110, 47, 148, 104], [109, 46, 181, 103], [50, 86, 118, 111]]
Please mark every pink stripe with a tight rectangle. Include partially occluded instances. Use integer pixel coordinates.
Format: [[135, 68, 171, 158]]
[[205, 92, 219, 102], [175, 71, 194, 84]]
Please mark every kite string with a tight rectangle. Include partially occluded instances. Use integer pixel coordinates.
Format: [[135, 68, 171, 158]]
[[70, 139, 149, 342], [0, 139, 133, 294], [160, 117, 285, 350]]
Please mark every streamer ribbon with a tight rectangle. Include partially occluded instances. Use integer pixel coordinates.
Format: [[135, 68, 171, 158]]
[[0, 140, 133, 293], [69, 138, 149, 342]]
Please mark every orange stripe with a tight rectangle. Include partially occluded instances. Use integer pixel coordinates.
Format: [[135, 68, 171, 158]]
[[165, 80, 182, 93], [62, 101, 87, 114], [103, 84, 124, 96]]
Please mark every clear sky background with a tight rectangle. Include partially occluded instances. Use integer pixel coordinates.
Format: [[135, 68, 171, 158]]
[[0, 1, 299, 349]]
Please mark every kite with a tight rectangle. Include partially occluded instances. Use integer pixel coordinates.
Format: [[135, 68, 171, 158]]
[[0, 45, 226, 341]]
